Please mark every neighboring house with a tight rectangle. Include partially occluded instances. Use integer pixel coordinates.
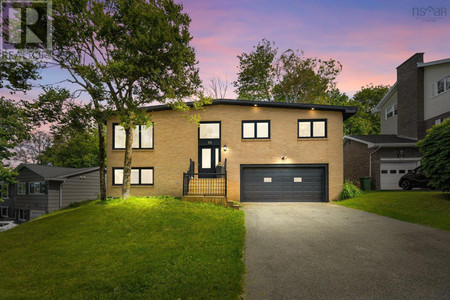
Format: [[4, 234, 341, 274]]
[[107, 99, 357, 203], [0, 164, 100, 221], [344, 53, 450, 190]]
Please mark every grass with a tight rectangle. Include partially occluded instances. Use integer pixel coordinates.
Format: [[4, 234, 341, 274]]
[[0, 196, 245, 299], [336, 191, 450, 231]]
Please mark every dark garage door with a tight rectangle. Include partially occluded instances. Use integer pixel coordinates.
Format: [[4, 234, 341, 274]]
[[241, 166, 326, 202]]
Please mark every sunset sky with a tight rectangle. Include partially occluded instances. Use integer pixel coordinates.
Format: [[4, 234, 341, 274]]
[[2, 0, 450, 101]]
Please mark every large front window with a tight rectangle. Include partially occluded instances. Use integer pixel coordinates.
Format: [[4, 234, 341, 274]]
[[113, 124, 153, 149], [113, 168, 154, 185], [29, 182, 46, 195], [242, 121, 270, 139], [298, 119, 327, 138]]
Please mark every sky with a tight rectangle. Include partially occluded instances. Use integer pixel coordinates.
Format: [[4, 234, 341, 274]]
[[1, 0, 450, 101]]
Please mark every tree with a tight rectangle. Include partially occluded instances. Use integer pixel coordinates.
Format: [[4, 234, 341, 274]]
[[40, 128, 101, 168], [0, 99, 33, 183], [207, 77, 229, 99], [233, 39, 277, 100], [233, 39, 342, 103], [51, 0, 203, 199], [417, 120, 450, 192], [13, 131, 52, 164], [0, 62, 41, 92], [344, 84, 390, 135]]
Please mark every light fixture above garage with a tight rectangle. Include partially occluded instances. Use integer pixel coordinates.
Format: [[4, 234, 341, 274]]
[[223, 145, 227, 152], [281, 155, 286, 160], [311, 107, 315, 111]]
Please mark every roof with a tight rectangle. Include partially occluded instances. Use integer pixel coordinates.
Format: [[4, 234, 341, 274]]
[[417, 58, 450, 68], [15, 164, 99, 181], [142, 99, 358, 120], [373, 82, 397, 113], [344, 135, 417, 148]]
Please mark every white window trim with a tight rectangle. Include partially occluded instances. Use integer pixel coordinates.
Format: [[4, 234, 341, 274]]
[[17, 182, 27, 195], [385, 104, 398, 120], [17, 209, 26, 221], [431, 74, 450, 98]]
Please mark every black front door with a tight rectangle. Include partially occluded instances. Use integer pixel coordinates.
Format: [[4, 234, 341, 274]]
[[198, 122, 221, 178]]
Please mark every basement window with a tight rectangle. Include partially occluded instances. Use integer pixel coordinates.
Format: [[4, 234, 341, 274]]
[[113, 168, 154, 186]]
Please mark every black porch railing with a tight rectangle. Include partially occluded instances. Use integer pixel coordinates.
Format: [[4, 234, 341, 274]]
[[183, 159, 227, 197]]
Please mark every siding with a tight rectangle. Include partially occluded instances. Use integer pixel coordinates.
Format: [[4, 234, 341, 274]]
[[423, 62, 450, 120], [12, 168, 49, 212], [107, 105, 345, 201], [379, 90, 398, 135], [61, 170, 100, 207]]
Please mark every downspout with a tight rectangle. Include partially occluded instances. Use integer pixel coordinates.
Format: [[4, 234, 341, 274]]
[[369, 145, 382, 177], [59, 181, 65, 209]]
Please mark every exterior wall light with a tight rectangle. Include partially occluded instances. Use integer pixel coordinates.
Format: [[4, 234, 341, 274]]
[[254, 104, 258, 107], [281, 155, 286, 160], [223, 145, 227, 151], [311, 107, 315, 110]]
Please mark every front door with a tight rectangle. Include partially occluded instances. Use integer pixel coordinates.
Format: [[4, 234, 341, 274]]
[[198, 122, 221, 178]]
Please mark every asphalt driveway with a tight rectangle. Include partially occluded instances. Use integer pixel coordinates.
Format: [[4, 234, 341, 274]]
[[243, 203, 450, 299]]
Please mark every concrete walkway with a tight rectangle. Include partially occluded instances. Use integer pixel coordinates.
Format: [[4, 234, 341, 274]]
[[243, 203, 450, 299]]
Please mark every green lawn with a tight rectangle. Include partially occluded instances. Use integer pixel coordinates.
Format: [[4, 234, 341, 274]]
[[336, 191, 450, 231], [0, 196, 245, 299]]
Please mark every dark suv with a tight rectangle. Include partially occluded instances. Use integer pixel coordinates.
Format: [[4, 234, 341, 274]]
[[399, 167, 431, 190]]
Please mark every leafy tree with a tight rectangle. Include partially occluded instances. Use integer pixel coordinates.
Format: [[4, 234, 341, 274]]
[[233, 39, 277, 100], [0, 98, 33, 182], [13, 131, 52, 165], [345, 84, 390, 135], [417, 120, 450, 191], [40, 128, 102, 168], [233, 39, 342, 103], [50, 0, 203, 198], [0, 62, 41, 92]]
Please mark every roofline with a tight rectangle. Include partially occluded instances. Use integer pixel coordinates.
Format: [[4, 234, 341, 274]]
[[372, 82, 397, 113], [417, 58, 450, 68], [343, 135, 417, 148], [142, 99, 358, 120], [14, 164, 100, 180]]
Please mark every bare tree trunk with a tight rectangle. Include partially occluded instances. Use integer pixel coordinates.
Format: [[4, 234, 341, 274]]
[[122, 126, 133, 199], [97, 122, 107, 201]]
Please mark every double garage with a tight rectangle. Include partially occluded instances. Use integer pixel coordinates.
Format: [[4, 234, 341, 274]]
[[240, 164, 328, 202]]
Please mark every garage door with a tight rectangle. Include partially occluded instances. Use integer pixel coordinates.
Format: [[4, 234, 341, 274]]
[[241, 165, 326, 202], [380, 161, 420, 190]]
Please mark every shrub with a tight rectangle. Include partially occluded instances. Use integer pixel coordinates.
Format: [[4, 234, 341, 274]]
[[339, 181, 363, 200], [417, 119, 450, 192]]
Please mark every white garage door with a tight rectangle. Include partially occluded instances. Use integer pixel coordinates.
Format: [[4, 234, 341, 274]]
[[380, 161, 420, 190], [30, 210, 45, 220]]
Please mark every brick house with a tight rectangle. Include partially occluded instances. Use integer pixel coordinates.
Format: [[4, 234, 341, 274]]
[[107, 100, 357, 203], [344, 53, 450, 190]]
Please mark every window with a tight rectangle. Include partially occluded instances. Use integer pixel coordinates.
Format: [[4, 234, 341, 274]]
[[381, 170, 388, 174], [390, 170, 397, 174], [199, 123, 220, 139], [242, 121, 270, 139], [0, 184, 9, 199], [385, 104, 398, 119], [431, 75, 450, 97], [17, 209, 26, 220], [298, 119, 327, 138], [399, 170, 406, 174], [113, 124, 153, 149], [1, 206, 8, 217], [113, 168, 154, 185], [29, 181, 46, 195], [17, 182, 27, 195]]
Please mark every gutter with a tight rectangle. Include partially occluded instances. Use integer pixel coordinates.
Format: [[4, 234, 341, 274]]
[[58, 180, 65, 209], [369, 146, 382, 177]]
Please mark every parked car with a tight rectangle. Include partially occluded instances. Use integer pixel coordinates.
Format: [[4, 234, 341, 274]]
[[399, 167, 431, 190]]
